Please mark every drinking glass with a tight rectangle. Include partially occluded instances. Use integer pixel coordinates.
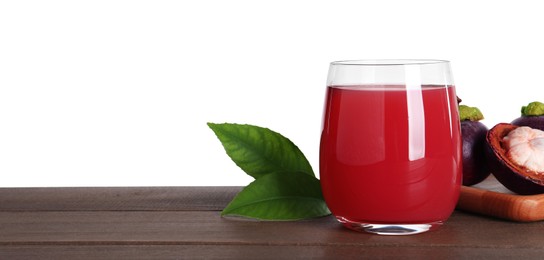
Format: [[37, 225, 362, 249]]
[[320, 59, 461, 235]]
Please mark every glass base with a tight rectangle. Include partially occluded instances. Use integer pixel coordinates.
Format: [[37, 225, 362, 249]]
[[337, 217, 443, 235]]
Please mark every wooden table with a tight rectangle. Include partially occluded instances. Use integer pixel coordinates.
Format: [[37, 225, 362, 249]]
[[1, 187, 544, 259]]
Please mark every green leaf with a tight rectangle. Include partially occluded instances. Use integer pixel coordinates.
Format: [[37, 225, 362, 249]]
[[207, 123, 314, 179], [222, 172, 330, 220]]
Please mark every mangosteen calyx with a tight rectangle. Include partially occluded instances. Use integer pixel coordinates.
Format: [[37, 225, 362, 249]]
[[459, 105, 484, 122], [521, 101, 544, 117], [512, 101, 544, 131]]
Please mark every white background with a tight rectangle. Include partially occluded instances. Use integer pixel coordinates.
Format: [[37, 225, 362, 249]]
[[1, 0, 542, 187]]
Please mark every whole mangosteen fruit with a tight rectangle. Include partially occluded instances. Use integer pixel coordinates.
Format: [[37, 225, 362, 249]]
[[459, 105, 490, 186], [511, 101, 544, 131]]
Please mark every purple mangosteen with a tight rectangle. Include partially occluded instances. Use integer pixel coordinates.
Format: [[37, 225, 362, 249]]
[[511, 101, 544, 131], [459, 105, 490, 186]]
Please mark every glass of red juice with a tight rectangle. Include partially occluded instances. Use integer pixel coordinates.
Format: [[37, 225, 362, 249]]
[[320, 60, 462, 235]]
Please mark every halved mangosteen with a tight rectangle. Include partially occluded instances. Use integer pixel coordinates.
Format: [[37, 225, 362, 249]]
[[486, 123, 544, 195]]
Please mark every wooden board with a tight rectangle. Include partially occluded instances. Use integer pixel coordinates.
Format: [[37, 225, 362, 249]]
[[457, 176, 544, 222], [4, 186, 544, 258]]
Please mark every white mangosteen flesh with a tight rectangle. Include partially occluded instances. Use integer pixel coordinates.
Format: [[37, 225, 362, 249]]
[[502, 126, 544, 173]]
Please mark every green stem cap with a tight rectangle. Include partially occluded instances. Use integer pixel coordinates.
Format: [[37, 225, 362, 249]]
[[521, 101, 544, 116], [459, 105, 484, 121]]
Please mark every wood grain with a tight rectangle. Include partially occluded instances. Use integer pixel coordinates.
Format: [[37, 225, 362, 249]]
[[1, 210, 543, 248], [2, 186, 544, 259], [0, 186, 240, 211], [3, 245, 544, 260], [458, 186, 544, 222], [457, 176, 544, 222]]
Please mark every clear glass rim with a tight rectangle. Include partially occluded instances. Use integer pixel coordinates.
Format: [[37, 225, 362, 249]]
[[330, 59, 450, 66]]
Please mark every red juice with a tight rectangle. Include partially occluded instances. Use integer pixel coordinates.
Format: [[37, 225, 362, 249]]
[[320, 85, 462, 225]]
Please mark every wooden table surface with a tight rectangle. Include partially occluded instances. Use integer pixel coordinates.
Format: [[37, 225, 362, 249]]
[[1, 186, 544, 259]]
